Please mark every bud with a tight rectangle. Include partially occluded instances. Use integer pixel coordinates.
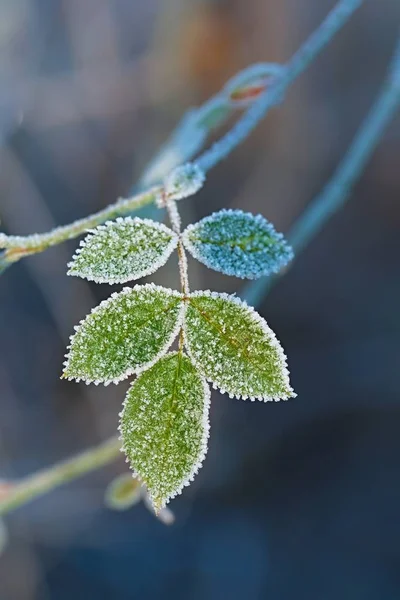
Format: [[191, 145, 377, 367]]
[[164, 163, 205, 201], [224, 63, 284, 107], [104, 473, 142, 511]]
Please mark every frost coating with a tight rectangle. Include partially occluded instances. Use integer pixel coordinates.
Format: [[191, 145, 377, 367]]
[[63, 284, 184, 385], [68, 217, 178, 284], [119, 352, 210, 511], [182, 209, 293, 279], [164, 163, 205, 201], [184, 291, 296, 401]]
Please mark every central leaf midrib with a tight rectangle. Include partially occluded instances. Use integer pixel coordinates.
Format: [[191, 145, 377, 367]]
[[156, 352, 183, 501]]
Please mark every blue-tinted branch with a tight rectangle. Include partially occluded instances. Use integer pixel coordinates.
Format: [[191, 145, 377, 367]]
[[242, 35, 400, 307], [197, 0, 365, 172]]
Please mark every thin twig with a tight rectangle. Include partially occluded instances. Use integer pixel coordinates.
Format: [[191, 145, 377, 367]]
[[0, 437, 121, 516], [242, 34, 400, 306], [0, 0, 364, 269]]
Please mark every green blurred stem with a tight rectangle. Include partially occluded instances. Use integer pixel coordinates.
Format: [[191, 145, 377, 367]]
[[0, 437, 121, 516], [242, 34, 400, 306]]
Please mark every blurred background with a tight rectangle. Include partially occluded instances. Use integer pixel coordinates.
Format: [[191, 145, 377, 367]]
[[0, 0, 400, 598]]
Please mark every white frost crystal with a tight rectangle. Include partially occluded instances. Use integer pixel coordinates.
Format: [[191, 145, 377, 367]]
[[183, 291, 296, 401], [164, 163, 205, 201], [68, 217, 178, 284], [119, 352, 210, 511], [63, 284, 184, 385], [182, 209, 293, 279]]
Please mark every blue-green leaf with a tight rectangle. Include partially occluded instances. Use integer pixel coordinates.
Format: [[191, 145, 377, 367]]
[[183, 291, 296, 401], [182, 209, 293, 279], [68, 217, 178, 284], [63, 284, 184, 385], [119, 352, 210, 511]]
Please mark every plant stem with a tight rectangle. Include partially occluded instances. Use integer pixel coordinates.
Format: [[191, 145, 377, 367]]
[[0, 0, 369, 517], [242, 34, 400, 307], [0, 186, 162, 255], [197, 0, 365, 172], [0, 437, 121, 516], [0, 0, 364, 269]]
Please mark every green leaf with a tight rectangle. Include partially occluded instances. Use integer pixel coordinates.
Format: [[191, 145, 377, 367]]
[[63, 284, 184, 384], [182, 209, 293, 280], [183, 291, 295, 401], [119, 352, 210, 511], [68, 217, 178, 284]]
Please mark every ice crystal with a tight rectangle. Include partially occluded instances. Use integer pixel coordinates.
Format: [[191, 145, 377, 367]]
[[164, 163, 205, 201], [68, 217, 178, 284], [105, 474, 142, 511], [119, 352, 210, 511], [182, 209, 293, 280], [63, 284, 184, 385], [183, 291, 296, 401]]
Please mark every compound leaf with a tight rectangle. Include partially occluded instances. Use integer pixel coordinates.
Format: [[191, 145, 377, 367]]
[[184, 291, 295, 401], [63, 284, 184, 384], [119, 352, 210, 511], [182, 209, 293, 279], [68, 217, 178, 284]]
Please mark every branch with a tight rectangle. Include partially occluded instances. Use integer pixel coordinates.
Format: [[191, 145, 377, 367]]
[[197, 0, 365, 171], [242, 34, 400, 306], [0, 0, 364, 270], [0, 0, 367, 516]]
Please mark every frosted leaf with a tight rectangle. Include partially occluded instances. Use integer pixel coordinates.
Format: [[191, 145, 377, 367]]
[[119, 352, 210, 511], [63, 284, 184, 385], [182, 209, 293, 279], [68, 217, 178, 284], [164, 163, 205, 201], [224, 63, 284, 107], [104, 474, 142, 511], [183, 291, 296, 401]]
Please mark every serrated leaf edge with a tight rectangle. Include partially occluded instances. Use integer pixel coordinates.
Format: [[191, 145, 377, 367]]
[[62, 283, 185, 386], [118, 351, 211, 511], [67, 217, 179, 284], [183, 289, 296, 402]]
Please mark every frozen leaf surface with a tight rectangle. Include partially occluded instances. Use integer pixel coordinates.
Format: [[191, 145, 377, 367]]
[[120, 352, 210, 511], [182, 209, 293, 279], [184, 291, 295, 401], [68, 217, 178, 284], [63, 284, 184, 384]]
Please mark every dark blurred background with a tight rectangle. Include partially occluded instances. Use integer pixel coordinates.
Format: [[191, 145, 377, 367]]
[[1, 0, 400, 598]]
